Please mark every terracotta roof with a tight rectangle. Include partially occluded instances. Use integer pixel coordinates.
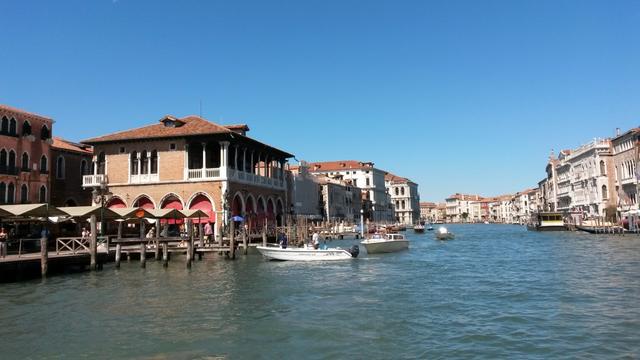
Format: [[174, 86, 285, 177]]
[[224, 124, 250, 132], [82, 114, 294, 158], [52, 137, 93, 155], [446, 193, 483, 201], [384, 172, 410, 184], [420, 202, 437, 208], [82, 115, 232, 144], [0, 104, 52, 122], [307, 160, 376, 172]]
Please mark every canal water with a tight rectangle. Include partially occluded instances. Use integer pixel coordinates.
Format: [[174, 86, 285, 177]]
[[1, 224, 639, 359]]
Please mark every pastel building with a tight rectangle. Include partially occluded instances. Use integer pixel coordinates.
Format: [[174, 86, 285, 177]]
[[385, 172, 420, 225], [51, 137, 93, 207]]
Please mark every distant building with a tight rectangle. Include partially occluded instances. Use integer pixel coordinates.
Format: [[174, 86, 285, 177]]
[[445, 193, 482, 223], [419, 202, 437, 222], [612, 128, 638, 216], [305, 160, 393, 222], [0, 104, 53, 204], [385, 172, 420, 225]]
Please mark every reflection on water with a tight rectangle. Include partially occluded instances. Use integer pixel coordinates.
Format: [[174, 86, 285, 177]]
[[1, 225, 639, 359]]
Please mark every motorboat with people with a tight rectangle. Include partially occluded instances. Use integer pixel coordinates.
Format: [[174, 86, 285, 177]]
[[435, 226, 455, 240], [360, 233, 409, 254], [256, 244, 359, 261], [413, 224, 425, 233]]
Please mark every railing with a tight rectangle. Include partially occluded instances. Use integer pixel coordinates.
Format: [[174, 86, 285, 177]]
[[83, 174, 107, 187], [56, 236, 109, 255], [130, 173, 159, 184], [188, 168, 221, 180]]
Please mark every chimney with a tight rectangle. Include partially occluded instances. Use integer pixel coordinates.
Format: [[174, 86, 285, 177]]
[[616, 128, 621, 136]]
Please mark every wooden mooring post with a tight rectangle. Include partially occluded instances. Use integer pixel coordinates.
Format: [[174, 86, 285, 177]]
[[90, 214, 98, 271], [40, 232, 48, 277], [140, 219, 146, 268], [229, 221, 236, 259], [262, 229, 267, 247], [115, 221, 123, 269], [162, 242, 169, 267], [243, 229, 248, 255]]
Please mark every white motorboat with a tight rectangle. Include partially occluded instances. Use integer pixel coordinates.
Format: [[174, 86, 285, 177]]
[[360, 233, 409, 254], [435, 227, 455, 240], [256, 245, 359, 261]]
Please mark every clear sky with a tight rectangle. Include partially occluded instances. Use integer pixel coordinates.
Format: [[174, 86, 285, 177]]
[[1, 0, 639, 202]]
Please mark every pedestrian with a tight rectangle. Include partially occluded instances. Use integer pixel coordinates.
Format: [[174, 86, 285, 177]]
[[204, 222, 213, 244], [0, 227, 7, 258], [312, 231, 320, 250]]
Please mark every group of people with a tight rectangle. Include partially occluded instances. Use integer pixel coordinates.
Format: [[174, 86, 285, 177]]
[[276, 230, 326, 250]]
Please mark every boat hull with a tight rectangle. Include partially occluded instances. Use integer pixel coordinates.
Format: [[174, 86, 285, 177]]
[[256, 246, 353, 261], [413, 227, 425, 233], [435, 233, 455, 240], [361, 240, 409, 254], [526, 225, 566, 231]]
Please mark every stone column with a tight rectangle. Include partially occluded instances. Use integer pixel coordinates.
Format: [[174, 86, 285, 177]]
[[184, 144, 189, 180], [220, 141, 230, 179], [147, 151, 151, 175], [234, 145, 238, 171], [243, 147, 247, 173], [202, 142, 207, 176]]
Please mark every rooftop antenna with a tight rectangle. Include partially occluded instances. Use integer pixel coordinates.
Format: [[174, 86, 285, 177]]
[[199, 100, 203, 118]]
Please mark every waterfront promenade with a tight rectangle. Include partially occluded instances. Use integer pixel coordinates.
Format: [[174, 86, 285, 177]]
[[1, 224, 638, 359]]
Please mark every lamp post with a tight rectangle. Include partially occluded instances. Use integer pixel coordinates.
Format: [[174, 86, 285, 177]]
[[91, 179, 111, 236]]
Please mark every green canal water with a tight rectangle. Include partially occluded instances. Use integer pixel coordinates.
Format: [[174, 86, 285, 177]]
[[1, 224, 639, 359]]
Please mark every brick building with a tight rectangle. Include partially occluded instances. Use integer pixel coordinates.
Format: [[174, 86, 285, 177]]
[[81, 114, 293, 237], [50, 137, 93, 206], [0, 105, 53, 204]]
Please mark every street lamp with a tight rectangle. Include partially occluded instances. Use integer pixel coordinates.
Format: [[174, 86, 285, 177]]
[[92, 179, 111, 236], [360, 208, 364, 238]]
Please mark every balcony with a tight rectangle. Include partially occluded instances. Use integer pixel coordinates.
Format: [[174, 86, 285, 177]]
[[83, 174, 107, 187], [130, 173, 160, 184], [187, 168, 221, 180], [0, 166, 19, 175]]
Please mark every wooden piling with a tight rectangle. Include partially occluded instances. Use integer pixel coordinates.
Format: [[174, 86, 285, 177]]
[[40, 233, 48, 277], [198, 222, 204, 248], [186, 220, 193, 269], [229, 221, 236, 259], [162, 242, 169, 267], [115, 243, 122, 268], [243, 229, 248, 255], [89, 214, 97, 271], [154, 221, 161, 261], [140, 242, 146, 268]]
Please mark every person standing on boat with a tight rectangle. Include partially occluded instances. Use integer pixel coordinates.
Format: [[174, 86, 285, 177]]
[[312, 231, 320, 250], [278, 232, 288, 249]]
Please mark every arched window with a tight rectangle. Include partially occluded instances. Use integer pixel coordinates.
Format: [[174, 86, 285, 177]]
[[40, 125, 50, 140], [395, 188, 399, 196], [602, 185, 608, 200], [0, 182, 5, 204], [9, 118, 16, 136], [56, 156, 65, 179], [7, 183, 15, 204], [150, 150, 158, 174], [40, 155, 48, 173], [8, 150, 15, 172], [20, 184, 28, 204], [97, 152, 105, 175], [1, 116, 8, 134], [401, 187, 405, 196], [140, 150, 148, 174], [39, 185, 47, 203], [21, 152, 29, 171], [22, 121, 31, 136], [0, 149, 6, 169], [80, 159, 89, 176], [130, 151, 139, 175]]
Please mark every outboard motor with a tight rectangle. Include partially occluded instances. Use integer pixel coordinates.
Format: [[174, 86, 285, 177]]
[[348, 245, 360, 258]]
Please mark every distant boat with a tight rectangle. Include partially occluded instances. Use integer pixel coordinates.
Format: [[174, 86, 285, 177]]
[[361, 233, 409, 254], [413, 224, 425, 233], [435, 226, 455, 240]]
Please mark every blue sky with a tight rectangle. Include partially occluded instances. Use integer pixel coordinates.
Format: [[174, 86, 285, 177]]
[[1, 0, 639, 201]]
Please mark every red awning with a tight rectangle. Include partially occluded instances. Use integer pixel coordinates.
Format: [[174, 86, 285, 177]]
[[190, 196, 215, 224]]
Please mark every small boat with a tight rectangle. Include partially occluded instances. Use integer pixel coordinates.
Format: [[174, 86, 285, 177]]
[[427, 224, 434, 231], [413, 224, 425, 233], [435, 227, 455, 240], [361, 233, 409, 254], [576, 225, 625, 234], [256, 245, 359, 261]]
